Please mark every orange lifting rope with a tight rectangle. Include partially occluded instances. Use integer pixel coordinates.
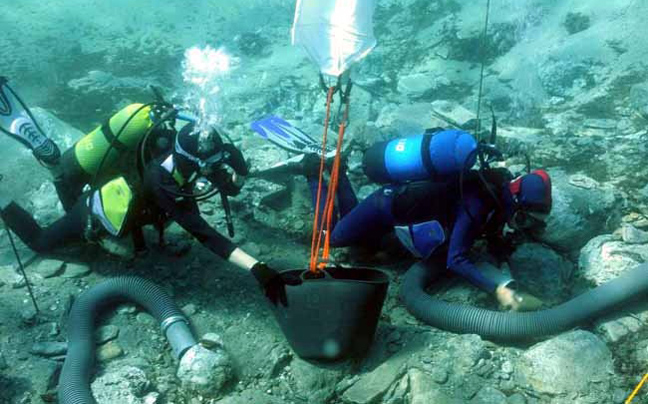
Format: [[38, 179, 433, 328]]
[[309, 85, 351, 272]]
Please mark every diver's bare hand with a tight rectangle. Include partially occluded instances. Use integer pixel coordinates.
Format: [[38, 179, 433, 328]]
[[495, 284, 523, 311]]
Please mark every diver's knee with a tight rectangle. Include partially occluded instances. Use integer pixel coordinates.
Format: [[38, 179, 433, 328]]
[[329, 228, 348, 248]]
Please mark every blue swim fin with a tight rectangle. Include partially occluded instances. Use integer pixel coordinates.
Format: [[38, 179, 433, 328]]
[[0, 77, 60, 166], [250, 115, 335, 157]]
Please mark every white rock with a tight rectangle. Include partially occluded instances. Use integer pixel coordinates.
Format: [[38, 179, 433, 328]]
[[516, 330, 613, 395], [621, 225, 648, 244], [595, 315, 644, 343], [538, 170, 618, 253], [177, 345, 233, 398], [91, 366, 151, 404], [579, 235, 648, 286], [397, 73, 439, 98]]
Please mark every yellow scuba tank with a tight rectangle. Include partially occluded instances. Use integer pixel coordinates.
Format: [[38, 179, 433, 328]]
[[73, 103, 152, 176]]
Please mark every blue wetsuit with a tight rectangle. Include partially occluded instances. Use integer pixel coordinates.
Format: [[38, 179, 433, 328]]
[[308, 173, 511, 293]]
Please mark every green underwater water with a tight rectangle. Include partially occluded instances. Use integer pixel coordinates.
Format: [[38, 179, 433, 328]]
[[0, 0, 648, 403]]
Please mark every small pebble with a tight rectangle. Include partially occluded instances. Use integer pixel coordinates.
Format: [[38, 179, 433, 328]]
[[136, 312, 156, 326], [30, 342, 67, 357], [95, 325, 120, 345], [12, 278, 27, 289], [33, 259, 65, 278], [612, 388, 629, 403], [507, 393, 527, 404], [62, 263, 91, 278], [96, 341, 124, 362], [622, 225, 648, 244], [429, 367, 449, 384], [499, 379, 516, 392], [47, 322, 60, 337], [200, 333, 224, 349], [201, 205, 215, 215], [117, 304, 138, 315], [143, 392, 160, 404], [182, 304, 197, 317], [21, 308, 38, 326]]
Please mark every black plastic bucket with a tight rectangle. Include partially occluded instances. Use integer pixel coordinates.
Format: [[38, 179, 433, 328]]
[[269, 266, 389, 361]]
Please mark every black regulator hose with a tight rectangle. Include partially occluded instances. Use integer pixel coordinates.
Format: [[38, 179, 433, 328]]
[[400, 261, 648, 341], [58, 277, 197, 404]]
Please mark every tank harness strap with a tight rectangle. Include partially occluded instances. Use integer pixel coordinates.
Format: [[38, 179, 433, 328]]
[[84, 197, 101, 241], [101, 120, 128, 153], [0, 83, 10, 113], [157, 220, 166, 246], [420, 134, 436, 179]]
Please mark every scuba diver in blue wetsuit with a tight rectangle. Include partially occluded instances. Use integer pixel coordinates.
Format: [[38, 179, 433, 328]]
[[291, 127, 552, 311]]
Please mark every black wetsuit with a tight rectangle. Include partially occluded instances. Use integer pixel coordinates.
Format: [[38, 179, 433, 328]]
[[1, 198, 89, 253], [0, 155, 237, 258], [137, 157, 237, 259]]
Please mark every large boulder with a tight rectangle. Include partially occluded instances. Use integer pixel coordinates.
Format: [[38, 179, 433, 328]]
[[291, 357, 348, 403], [470, 386, 508, 404], [433, 334, 489, 377], [577, 233, 648, 343], [509, 243, 573, 301], [578, 234, 648, 286], [176, 345, 233, 399], [515, 330, 613, 397], [374, 103, 437, 139], [397, 61, 473, 100], [373, 100, 477, 146], [408, 368, 460, 404], [538, 170, 619, 253], [24, 181, 65, 225], [342, 350, 410, 404]]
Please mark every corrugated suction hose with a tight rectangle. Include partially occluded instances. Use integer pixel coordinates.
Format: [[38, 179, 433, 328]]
[[58, 277, 196, 404], [400, 262, 648, 340]]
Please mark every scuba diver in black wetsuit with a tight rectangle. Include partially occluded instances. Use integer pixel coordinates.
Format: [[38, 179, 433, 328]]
[[0, 78, 295, 302], [299, 128, 552, 311]]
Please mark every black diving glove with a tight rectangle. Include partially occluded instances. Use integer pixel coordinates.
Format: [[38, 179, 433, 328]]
[[251, 262, 302, 306]]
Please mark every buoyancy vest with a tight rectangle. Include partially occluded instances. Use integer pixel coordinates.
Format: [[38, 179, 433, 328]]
[[90, 176, 134, 237], [395, 220, 446, 259]]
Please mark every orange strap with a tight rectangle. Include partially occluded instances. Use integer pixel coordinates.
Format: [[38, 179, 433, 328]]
[[309, 86, 351, 272]]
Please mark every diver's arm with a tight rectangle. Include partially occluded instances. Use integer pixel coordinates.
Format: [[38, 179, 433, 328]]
[[166, 206, 261, 271], [227, 247, 258, 270], [447, 196, 524, 309], [446, 196, 499, 293], [146, 166, 239, 261]]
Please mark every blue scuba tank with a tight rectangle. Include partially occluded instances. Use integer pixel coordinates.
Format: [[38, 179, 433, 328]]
[[362, 129, 478, 184]]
